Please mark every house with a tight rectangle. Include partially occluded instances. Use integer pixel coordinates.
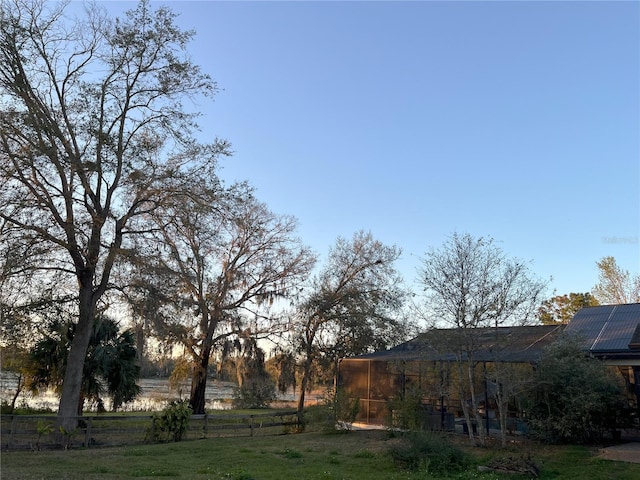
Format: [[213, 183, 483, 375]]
[[564, 303, 640, 405], [337, 304, 640, 426]]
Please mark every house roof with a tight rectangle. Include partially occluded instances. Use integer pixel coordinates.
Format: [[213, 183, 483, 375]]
[[349, 324, 563, 364], [345, 303, 640, 365], [564, 303, 640, 358]]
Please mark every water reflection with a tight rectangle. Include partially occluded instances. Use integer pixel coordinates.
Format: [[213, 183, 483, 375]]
[[0, 372, 301, 412]]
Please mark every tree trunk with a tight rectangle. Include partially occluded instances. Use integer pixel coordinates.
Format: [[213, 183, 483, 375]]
[[134, 322, 146, 361], [297, 356, 313, 415], [456, 356, 476, 445], [460, 396, 475, 444], [10, 374, 23, 412], [296, 373, 307, 414], [493, 380, 508, 448], [456, 361, 475, 445], [190, 345, 212, 415], [236, 357, 245, 387], [468, 362, 486, 446], [498, 397, 508, 447], [56, 287, 95, 431]]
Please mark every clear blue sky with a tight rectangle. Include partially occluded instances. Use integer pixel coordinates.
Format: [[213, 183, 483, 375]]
[[102, 0, 639, 298]]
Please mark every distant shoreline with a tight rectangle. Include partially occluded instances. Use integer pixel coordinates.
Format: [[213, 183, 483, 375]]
[[0, 373, 320, 413]]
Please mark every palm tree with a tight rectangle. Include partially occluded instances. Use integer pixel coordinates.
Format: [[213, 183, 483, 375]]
[[27, 316, 141, 413]]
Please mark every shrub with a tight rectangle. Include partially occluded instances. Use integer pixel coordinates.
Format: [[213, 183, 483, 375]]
[[146, 400, 192, 443], [385, 386, 424, 431], [35, 420, 54, 450], [1, 400, 54, 415], [525, 336, 635, 444], [388, 431, 469, 475], [232, 376, 277, 409], [328, 387, 360, 430], [304, 388, 359, 432]]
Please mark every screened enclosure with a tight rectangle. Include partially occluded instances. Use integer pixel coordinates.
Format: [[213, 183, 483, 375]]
[[337, 325, 564, 427], [338, 310, 640, 428]]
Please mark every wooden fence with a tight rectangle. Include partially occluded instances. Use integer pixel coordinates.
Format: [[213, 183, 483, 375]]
[[1, 410, 299, 451]]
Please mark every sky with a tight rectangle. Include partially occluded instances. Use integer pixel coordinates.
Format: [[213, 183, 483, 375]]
[[98, 0, 639, 299]]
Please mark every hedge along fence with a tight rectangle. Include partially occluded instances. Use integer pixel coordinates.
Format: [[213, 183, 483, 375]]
[[1, 410, 300, 451]]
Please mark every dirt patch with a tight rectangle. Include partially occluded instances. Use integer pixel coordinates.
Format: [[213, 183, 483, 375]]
[[598, 443, 640, 464], [479, 454, 540, 477]]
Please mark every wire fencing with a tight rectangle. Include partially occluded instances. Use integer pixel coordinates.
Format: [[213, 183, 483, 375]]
[[1, 410, 300, 451]]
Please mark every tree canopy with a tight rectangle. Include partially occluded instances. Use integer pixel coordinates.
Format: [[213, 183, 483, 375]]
[[0, 0, 228, 428], [538, 293, 599, 325], [418, 232, 547, 445], [294, 231, 408, 413], [127, 182, 315, 414], [419, 233, 547, 330], [592, 256, 640, 305]]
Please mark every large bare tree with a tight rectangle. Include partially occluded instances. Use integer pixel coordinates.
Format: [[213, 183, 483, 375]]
[[0, 0, 228, 429], [132, 183, 315, 414], [418, 232, 547, 445], [295, 231, 407, 415]]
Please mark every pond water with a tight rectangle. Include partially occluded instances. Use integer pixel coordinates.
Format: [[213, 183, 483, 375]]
[[0, 372, 303, 412]]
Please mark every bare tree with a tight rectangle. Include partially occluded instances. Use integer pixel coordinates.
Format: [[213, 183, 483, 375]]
[[486, 362, 533, 447], [0, 0, 228, 429], [592, 256, 640, 305], [418, 233, 547, 445], [295, 231, 407, 416], [132, 183, 315, 414]]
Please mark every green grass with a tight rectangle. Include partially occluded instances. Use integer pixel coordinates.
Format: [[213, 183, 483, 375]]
[[2, 430, 639, 480], [532, 444, 640, 480]]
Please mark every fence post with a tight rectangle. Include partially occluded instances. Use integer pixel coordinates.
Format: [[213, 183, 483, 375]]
[[84, 417, 93, 448], [9, 415, 16, 449], [250, 415, 254, 437]]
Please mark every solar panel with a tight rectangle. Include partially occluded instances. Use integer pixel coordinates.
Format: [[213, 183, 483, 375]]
[[566, 303, 640, 353]]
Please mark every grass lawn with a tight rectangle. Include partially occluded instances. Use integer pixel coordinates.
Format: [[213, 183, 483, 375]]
[[2, 430, 640, 480]]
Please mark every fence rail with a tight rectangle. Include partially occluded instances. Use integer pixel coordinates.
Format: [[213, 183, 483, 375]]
[[1, 410, 299, 451]]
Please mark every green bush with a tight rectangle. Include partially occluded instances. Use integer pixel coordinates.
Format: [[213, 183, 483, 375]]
[[35, 420, 54, 450], [385, 386, 424, 431], [388, 431, 469, 475], [1, 400, 54, 415], [525, 336, 635, 444], [145, 400, 192, 443], [232, 376, 277, 409], [304, 388, 360, 432], [329, 387, 360, 430]]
